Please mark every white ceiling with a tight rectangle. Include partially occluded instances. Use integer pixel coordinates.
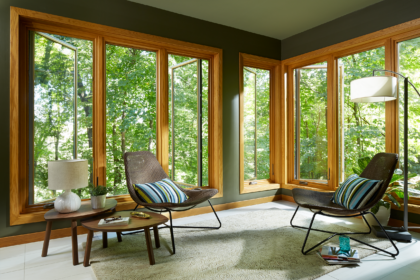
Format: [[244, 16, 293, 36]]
[[129, 0, 382, 40]]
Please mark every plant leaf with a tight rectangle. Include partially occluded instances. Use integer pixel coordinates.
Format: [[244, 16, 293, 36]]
[[358, 157, 371, 170], [371, 202, 380, 214], [386, 193, 401, 208]]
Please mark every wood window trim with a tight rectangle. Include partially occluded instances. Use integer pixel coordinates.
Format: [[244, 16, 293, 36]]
[[286, 55, 337, 191], [239, 53, 281, 194], [10, 7, 223, 226], [281, 16, 420, 209]]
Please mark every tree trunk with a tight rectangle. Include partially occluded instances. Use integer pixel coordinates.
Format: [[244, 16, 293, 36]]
[[77, 73, 93, 185], [113, 124, 121, 189]]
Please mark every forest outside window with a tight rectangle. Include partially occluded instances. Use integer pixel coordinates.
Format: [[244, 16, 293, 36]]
[[11, 8, 222, 225], [106, 44, 157, 195], [397, 37, 420, 199], [239, 53, 280, 194], [338, 47, 386, 183], [243, 67, 270, 182], [168, 55, 209, 188], [293, 63, 329, 185], [28, 31, 93, 205]]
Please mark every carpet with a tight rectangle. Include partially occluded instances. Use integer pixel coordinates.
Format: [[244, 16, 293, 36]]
[[85, 208, 393, 280]]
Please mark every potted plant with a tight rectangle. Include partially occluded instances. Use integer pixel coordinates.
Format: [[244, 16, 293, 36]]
[[352, 156, 415, 226], [89, 185, 109, 209]]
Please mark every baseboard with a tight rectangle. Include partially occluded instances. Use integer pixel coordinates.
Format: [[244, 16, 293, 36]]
[[0, 194, 283, 248]]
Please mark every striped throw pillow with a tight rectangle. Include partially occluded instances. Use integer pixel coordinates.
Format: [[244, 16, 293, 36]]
[[133, 178, 188, 204], [331, 174, 382, 209]]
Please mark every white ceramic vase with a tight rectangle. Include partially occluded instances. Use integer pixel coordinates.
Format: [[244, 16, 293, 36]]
[[54, 189, 81, 213], [364, 205, 391, 227]]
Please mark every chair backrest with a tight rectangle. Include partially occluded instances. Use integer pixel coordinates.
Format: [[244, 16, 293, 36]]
[[123, 151, 169, 204], [359, 152, 398, 210]]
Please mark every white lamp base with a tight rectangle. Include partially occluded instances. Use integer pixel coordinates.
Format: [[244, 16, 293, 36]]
[[54, 190, 81, 213]]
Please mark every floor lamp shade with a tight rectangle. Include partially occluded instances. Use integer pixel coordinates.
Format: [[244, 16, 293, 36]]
[[350, 76, 397, 103], [48, 159, 88, 213]]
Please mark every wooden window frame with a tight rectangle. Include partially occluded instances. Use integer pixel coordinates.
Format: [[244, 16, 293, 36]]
[[10, 7, 223, 226], [239, 53, 281, 194], [281, 16, 420, 211]]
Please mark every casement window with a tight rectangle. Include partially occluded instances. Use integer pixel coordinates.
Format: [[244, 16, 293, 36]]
[[168, 55, 209, 187], [337, 47, 386, 183], [10, 7, 222, 225], [294, 63, 329, 184], [28, 31, 93, 204], [239, 53, 281, 194], [285, 30, 420, 208]]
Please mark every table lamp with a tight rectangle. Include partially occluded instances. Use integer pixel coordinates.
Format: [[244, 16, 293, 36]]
[[351, 70, 420, 242], [48, 159, 88, 213]]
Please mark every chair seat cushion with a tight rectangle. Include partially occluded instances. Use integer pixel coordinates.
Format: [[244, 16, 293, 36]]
[[331, 174, 382, 209], [133, 178, 188, 204]]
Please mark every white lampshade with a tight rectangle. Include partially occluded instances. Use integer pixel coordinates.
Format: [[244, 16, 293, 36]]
[[350, 76, 397, 103], [48, 159, 88, 191]]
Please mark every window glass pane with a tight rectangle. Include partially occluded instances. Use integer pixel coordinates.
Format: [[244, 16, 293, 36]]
[[398, 38, 420, 198], [243, 67, 270, 181], [30, 31, 93, 204], [294, 63, 328, 181], [338, 47, 385, 182], [168, 55, 209, 187], [106, 45, 157, 195]]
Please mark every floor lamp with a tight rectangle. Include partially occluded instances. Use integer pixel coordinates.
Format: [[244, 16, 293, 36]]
[[351, 69, 420, 242]]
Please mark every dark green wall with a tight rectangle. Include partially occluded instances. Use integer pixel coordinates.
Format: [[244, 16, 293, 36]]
[[0, 0, 282, 238], [282, 0, 420, 60]]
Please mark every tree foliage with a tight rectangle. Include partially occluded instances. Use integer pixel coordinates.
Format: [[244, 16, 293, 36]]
[[169, 55, 209, 187], [243, 67, 270, 180], [32, 32, 93, 203], [105, 45, 157, 195], [296, 64, 328, 180]]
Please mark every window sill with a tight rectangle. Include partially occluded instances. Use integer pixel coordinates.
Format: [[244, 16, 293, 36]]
[[283, 183, 334, 193], [241, 180, 280, 194], [10, 189, 223, 226]]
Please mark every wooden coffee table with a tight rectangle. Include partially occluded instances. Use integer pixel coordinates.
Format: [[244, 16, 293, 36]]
[[42, 199, 117, 266], [81, 211, 168, 267]]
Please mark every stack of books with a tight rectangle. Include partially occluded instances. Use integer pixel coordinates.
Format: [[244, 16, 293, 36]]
[[317, 246, 360, 265]]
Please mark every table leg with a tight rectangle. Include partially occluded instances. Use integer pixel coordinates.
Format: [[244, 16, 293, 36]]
[[71, 220, 78, 266], [102, 232, 108, 248], [144, 228, 155, 265], [41, 221, 52, 257], [117, 232, 122, 242], [153, 226, 160, 248], [84, 230, 94, 267]]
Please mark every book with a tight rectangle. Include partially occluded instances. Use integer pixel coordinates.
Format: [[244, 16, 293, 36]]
[[316, 251, 360, 265], [320, 246, 360, 262], [98, 217, 130, 226]]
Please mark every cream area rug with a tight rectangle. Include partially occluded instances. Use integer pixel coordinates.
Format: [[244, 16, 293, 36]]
[[85, 208, 394, 280]]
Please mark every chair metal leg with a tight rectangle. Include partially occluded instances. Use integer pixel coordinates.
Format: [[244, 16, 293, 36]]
[[300, 211, 338, 255], [169, 210, 175, 254], [172, 200, 222, 229], [292, 207, 399, 257], [121, 200, 221, 255], [348, 212, 399, 257], [291, 206, 370, 236]]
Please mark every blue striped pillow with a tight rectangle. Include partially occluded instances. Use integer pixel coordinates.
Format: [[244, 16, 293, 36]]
[[332, 174, 382, 209], [133, 178, 188, 204]]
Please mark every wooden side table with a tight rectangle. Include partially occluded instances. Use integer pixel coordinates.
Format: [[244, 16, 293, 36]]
[[81, 211, 168, 267], [42, 199, 118, 266]]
